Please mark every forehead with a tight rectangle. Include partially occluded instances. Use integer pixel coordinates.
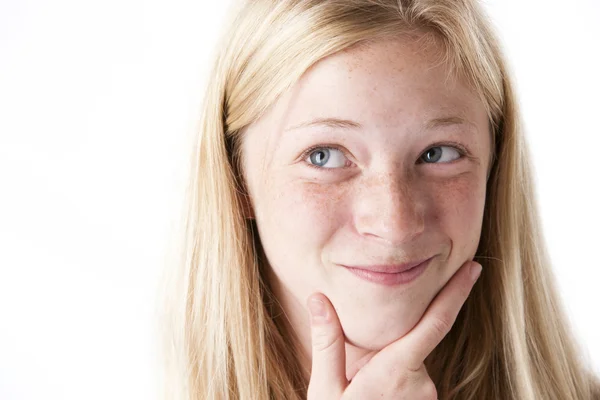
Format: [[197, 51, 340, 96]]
[[273, 36, 484, 129]]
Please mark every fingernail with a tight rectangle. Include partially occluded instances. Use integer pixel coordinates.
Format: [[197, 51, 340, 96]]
[[308, 298, 327, 321], [470, 262, 482, 281]]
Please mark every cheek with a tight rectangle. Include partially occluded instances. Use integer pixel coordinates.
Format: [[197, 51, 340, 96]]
[[262, 180, 347, 232], [254, 179, 349, 280], [429, 173, 486, 257]]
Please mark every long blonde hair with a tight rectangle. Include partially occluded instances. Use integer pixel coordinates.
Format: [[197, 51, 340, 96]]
[[159, 0, 600, 398]]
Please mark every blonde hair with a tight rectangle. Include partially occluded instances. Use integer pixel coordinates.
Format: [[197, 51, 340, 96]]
[[159, 0, 600, 398]]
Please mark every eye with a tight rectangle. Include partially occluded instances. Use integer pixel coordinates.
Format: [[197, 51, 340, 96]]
[[305, 147, 348, 169], [420, 145, 462, 164]]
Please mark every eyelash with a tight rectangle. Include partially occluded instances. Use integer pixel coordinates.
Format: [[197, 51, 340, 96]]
[[300, 141, 470, 171]]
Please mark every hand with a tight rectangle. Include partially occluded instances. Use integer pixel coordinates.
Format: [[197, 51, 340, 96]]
[[306, 260, 482, 400]]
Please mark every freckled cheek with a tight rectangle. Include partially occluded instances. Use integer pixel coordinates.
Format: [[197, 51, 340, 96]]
[[431, 176, 484, 220], [262, 181, 346, 240], [254, 181, 347, 286], [429, 175, 486, 256]]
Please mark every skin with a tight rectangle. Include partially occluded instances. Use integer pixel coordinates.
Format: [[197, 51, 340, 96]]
[[240, 35, 491, 384], [306, 260, 481, 398]]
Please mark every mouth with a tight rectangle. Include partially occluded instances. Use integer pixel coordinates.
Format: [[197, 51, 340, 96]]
[[341, 256, 434, 286]]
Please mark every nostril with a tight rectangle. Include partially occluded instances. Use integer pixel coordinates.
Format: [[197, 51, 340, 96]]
[[353, 176, 426, 245]]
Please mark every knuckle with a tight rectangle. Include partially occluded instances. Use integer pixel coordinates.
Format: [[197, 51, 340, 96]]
[[430, 312, 454, 337], [391, 372, 410, 390], [312, 328, 343, 352]]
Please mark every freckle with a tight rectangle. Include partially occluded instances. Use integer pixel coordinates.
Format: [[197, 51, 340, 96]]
[[301, 181, 351, 218]]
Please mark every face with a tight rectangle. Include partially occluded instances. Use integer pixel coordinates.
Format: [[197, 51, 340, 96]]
[[240, 36, 491, 354]]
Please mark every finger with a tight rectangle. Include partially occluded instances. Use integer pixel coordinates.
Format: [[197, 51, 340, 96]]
[[346, 351, 376, 382], [392, 261, 482, 371], [306, 292, 347, 399]]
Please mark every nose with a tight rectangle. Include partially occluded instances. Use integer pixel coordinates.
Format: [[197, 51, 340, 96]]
[[353, 172, 425, 246]]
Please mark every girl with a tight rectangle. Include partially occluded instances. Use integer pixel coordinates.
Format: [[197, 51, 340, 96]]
[[160, 0, 600, 398]]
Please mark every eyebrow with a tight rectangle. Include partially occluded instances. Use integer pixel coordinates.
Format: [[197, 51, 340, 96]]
[[283, 117, 363, 132], [425, 116, 474, 130], [283, 116, 475, 133]]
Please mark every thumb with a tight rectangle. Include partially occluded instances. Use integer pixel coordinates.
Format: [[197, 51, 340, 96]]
[[306, 293, 347, 399]]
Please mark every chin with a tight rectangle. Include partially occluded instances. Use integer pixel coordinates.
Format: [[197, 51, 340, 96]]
[[338, 311, 421, 350]]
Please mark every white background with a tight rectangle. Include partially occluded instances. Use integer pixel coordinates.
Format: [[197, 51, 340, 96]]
[[0, 0, 598, 399]]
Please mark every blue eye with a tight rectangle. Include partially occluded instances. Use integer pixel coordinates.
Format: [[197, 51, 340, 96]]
[[306, 147, 348, 168], [420, 146, 462, 163], [302, 143, 466, 170]]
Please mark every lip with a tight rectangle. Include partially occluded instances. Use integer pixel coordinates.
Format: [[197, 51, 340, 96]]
[[341, 256, 434, 286]]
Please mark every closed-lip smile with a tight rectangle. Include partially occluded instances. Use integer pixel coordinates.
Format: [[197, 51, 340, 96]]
[[341, 256, 434, 286]]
